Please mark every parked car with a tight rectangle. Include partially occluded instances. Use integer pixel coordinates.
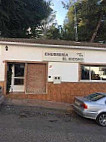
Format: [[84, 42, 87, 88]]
[[73, 92, 106, 126]]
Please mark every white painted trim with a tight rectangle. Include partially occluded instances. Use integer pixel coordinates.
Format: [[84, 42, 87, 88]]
[[0, 41, 106, 51], [80, 80, 106, 83]]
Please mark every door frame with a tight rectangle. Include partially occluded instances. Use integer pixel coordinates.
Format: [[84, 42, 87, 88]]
[[10, 63, 25, 92]]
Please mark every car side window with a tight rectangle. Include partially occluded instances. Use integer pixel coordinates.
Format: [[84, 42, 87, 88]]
[[99, 97, 106, 105]]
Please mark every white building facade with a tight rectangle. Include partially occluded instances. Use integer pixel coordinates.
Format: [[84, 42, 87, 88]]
[[0, 39, 106, 103]]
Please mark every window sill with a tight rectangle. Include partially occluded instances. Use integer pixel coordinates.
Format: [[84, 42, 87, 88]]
[[80, 80, 106, 83]]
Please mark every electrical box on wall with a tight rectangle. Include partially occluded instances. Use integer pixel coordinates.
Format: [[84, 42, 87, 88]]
[[53, 76, 62, 84]]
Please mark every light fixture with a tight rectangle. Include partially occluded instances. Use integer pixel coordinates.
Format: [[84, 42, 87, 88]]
[[5, 45, 8, 51]]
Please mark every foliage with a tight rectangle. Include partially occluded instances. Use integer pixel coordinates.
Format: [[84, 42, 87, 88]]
[[0, 0, 52, 38], [46, 24, 62, 39], [63, 0, 106, 42], [33, 11, 56, 39], [7, 65, 12, 93]]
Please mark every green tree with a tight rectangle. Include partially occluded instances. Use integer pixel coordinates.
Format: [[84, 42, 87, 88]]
[[33, 11, 56, 39], [63, 0, 106, 42], [45, 23, 64, 40], [0, 0, 52, 38]]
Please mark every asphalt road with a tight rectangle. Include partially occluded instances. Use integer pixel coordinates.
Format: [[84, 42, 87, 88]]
[[0, 105, 106, 142]]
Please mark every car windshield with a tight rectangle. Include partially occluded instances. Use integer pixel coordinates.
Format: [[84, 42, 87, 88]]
[[85, 93, 106, 101]]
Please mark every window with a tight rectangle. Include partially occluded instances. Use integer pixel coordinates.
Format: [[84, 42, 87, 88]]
[[85, 93, 105, 101], [15, 64, 25, 77], [81, 65, 106, 81], [14, 79, 24, 85], [14, 63, 25, 85]]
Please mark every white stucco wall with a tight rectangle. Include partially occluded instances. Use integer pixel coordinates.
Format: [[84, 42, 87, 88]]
[[1, 45, 42, 61], [0, 43, 106, 82], [0, 45, 5, 81], [85, 50, 106, 64]]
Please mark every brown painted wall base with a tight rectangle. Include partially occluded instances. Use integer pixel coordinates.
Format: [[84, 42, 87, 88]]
[[0, 82, 4, 93], [3, 82, 106, 103]]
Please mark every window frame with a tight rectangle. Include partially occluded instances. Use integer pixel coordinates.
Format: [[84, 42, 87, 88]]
[[80, 64, 106, 82], [13, 63, 25, 86]]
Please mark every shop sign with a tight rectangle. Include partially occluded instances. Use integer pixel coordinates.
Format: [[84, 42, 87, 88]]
[[43, 51, 84, 62]]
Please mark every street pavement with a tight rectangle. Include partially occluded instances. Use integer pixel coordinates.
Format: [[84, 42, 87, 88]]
[[0, 105, 105, 142]]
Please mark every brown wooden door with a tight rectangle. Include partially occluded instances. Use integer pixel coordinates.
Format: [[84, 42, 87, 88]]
[[26, 63, 47, 94]]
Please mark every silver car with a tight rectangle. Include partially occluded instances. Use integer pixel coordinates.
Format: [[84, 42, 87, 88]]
[[73, 92, 106, 126]]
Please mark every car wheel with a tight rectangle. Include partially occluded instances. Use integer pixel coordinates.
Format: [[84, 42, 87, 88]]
[[96, 113, 106, 127]]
